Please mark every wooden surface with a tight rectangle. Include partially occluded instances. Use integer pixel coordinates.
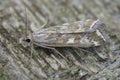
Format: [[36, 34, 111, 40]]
[[0, 0, 120, 80]]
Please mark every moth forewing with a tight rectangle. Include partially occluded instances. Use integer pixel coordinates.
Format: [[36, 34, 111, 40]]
[[34, 19, 103, 34], [32, 19, 106, 47], [32, 30, 105, 47]]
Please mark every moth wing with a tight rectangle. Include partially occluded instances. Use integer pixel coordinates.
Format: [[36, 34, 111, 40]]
[[34, 19, 100, 34], [32, 29, 105, 47]]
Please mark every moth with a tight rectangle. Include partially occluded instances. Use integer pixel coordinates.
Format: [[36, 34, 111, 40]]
[[21, 19, 106, 48]]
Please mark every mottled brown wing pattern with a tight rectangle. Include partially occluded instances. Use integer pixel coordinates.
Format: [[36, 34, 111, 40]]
[[32, 30, 105, 47], [35, 19, 97, 34], [32, 19, 105, 47]]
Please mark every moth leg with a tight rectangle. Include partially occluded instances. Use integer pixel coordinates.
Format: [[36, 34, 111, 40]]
[[75, 47, 93, 54], [30, 40, 34, 59], [40, 16, 50, 29], [40, 45, 68, 61], [50, 48, 69, 63]]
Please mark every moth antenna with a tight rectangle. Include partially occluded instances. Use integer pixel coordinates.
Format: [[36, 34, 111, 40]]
[[25, 8, 29, 36], [25, 7, 33, 58]]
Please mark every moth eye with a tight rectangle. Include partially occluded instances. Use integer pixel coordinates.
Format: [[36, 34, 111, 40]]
[[22, 38, 31, 43], [25, 39, 31, 42]]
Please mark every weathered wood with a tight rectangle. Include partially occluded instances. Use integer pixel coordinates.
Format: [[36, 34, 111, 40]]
[[0, 0, 120, 80]]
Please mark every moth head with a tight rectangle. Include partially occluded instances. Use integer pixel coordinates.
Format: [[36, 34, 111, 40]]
[[19, 36, 31, 44], [22, 37, 31, 43]]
